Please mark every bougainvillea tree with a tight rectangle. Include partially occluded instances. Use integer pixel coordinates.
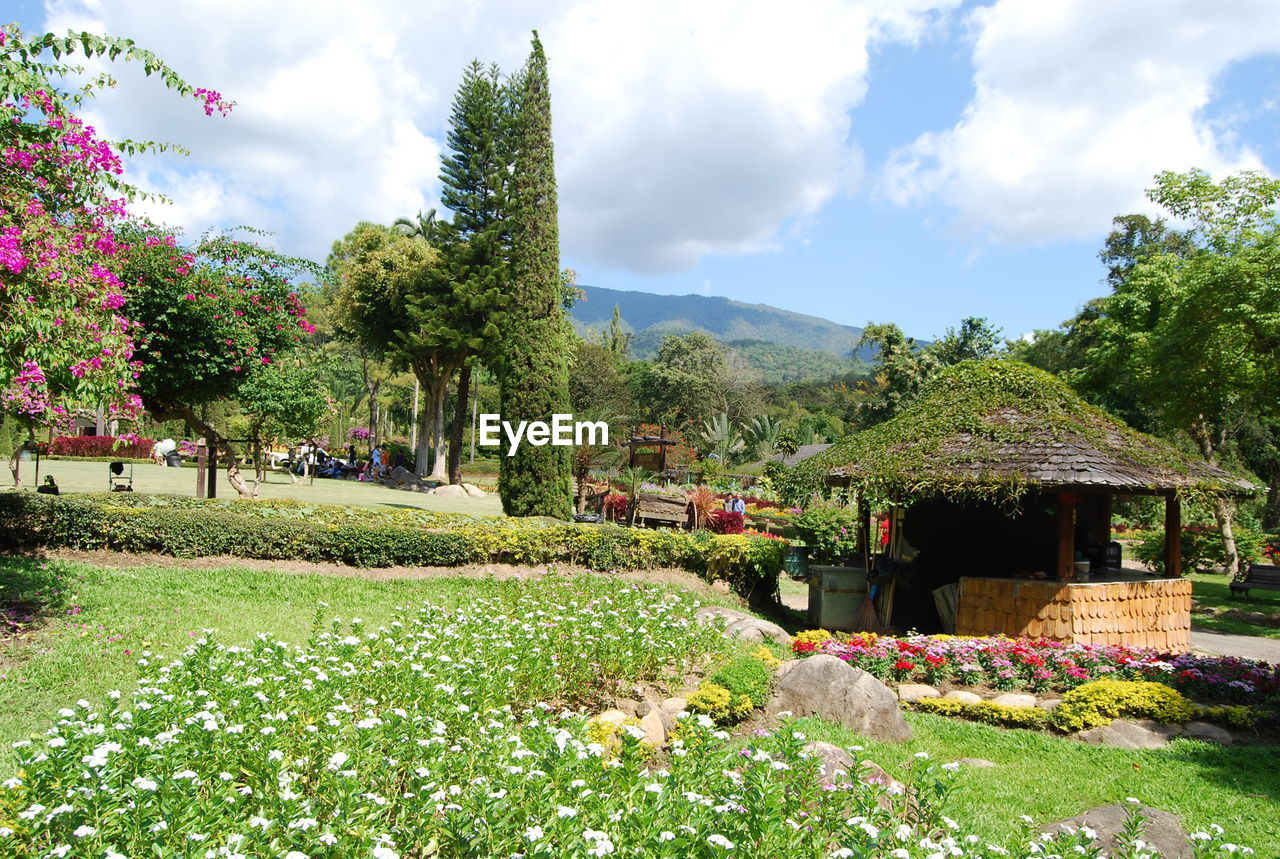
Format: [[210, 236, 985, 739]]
[[0, 25, 231, 474], [115, 224, 320, 496]]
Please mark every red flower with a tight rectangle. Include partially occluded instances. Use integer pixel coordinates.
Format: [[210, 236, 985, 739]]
[[893, 659, 915, 672]]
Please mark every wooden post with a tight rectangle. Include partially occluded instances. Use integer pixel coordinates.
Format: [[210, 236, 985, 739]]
[[196, 440, 207, 499], [858, 494, 872, 572], [207, 439, 217, 499], [1056, 492, 1076, 580], [1165, 494, 1181, 577]]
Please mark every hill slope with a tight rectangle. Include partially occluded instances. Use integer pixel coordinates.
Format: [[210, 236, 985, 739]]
[[571, 285, 863, 357]]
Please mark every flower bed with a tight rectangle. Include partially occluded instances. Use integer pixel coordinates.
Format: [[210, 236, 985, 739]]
[[793, 632, 1280, 704]]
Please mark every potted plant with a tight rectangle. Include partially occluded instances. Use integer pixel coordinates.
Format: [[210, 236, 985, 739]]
[[793, 505, 868, 630]]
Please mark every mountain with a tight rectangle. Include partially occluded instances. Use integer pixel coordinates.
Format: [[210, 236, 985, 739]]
[[571, 284, 864, 357]]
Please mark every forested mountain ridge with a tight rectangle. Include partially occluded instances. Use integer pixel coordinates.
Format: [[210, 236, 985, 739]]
[[571, 284, 865, 356]]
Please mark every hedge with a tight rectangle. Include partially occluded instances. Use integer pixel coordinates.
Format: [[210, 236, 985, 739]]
[[0, 493, 787, 602]]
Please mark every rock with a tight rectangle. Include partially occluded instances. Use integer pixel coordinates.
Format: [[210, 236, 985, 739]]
[[1036, 698, 1063, 711], [956, 757, 997, 768], [388, 465, 416, 484], [1076, 718, 1178, 750], [638, 710, 666, 746], [612, 698, 640, 718], [989, 693, 1037, 708], [803, 741, 855, 786], [1180, 721, 1233, 745], [432, 483, 467, 497], [766, 654, 913, 742], [660, 697, 687, 715], [897, 684, 940, 702], [858, 759, 904, 809], [1040, 804, 1192, 859], [696, 607, 792, 645], [943, 690, 983, 704], [593, 709, 628, 727], [461, 483, 486, 498]]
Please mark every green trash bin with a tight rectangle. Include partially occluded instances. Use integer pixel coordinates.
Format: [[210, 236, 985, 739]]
[[783, 545, 810, 580]]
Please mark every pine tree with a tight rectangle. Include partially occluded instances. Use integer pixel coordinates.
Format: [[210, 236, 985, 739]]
[[438, 61, 510, 483], [498, 32, 573, 518]]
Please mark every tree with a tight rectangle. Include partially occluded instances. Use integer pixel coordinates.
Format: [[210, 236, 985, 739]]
[[699, 413, 746, 463], [239, 361, 329, 484], [119, 226, 319, 496], [1085, 169, 1280, 574], [604, 305, 632, 358], [436, 60, 512, 484], [929, 317, 1003, 366], [0, 25, 231, 446], [631, 332, 749, 429], [497, 33, 573, 518], [853, 322, 935, 427], [569, 340, 633, 416]]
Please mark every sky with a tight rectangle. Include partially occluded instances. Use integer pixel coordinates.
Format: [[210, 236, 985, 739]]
[[8, 0, 1280, 341]]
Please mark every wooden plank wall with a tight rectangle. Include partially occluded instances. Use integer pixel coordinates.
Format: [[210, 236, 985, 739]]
[[955, 577, 1192, 652]]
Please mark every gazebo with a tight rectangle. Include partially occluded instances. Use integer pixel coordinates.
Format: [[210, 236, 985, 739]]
[[803, 361, 1253, 651]]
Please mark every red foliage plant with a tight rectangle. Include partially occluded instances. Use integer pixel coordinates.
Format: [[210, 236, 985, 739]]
[[49, 435, 155, 459], [708, 510, 745, 534]]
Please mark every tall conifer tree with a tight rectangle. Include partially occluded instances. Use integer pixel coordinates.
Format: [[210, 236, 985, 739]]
[[499, 32, 573, 517]]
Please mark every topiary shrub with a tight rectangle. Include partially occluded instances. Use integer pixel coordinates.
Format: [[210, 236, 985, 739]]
[[909, 698, 1053, 730], [1050, 679, 1195, 732], [685, 682, 753, 725]]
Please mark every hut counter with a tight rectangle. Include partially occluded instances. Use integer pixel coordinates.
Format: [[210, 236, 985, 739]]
[[954, 574, 1191, 652]]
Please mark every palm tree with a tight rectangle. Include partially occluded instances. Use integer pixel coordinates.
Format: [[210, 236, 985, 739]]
[[392, 209, 448, 244]]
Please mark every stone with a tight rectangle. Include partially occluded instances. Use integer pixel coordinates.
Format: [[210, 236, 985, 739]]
[[1180, 721, 1233, 745], [1076, 719, 1178, 750], [593, 709, 628, 727], [989, 693, 1037, 708], [858, 759, 905, 809], [956, 757, 997, 768], [612, 698, 640, 718], [943, 690, 983, 704], [1036, 698, 1063, 711], [897, 684, 940, 702], [432, 483, 467, 497], [638, 710, 666, 746], [1040, 804, 1192, 859], [803, 741, 855, 786], [696, 607, 792, 646], [461, 483, 486, 498], [766, 654, 913, 742], [660, 697, 687, 715]]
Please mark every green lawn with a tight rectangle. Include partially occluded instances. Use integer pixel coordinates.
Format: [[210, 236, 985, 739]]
[[5, 457, 505, 515], [1190, 571, 1280, 639], [797, 712, 1277, 855], [1, 555, 1274, 854]]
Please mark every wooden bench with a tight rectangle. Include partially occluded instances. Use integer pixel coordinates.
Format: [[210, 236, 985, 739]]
[[1229, 564, 1280, 598]]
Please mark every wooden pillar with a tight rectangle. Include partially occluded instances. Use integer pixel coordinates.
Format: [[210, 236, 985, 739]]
[[1102, 494, 1113, 543], [207, 440, 217, 499], [1164, 494, 1181, 577], [858, 494, 872, 572], [195, 440, 207, 499], [1056, 492, 1076, 580]]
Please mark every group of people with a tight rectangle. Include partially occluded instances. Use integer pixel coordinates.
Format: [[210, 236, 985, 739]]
[[293, 443, 408, 481]]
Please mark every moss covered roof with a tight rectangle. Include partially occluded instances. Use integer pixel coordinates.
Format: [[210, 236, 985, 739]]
[[803, 360, 1254, 502]]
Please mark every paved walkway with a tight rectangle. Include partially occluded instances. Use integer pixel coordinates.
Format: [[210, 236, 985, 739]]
[[1191, 630, 1280, 663]]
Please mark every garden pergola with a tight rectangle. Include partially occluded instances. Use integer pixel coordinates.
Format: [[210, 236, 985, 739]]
[[804, 361, 1254, 649]]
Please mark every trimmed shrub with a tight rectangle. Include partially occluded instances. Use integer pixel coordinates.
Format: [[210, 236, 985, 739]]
[[0, 493, 786, 601], [48, 435, 156, 459], [910, 697, 1053, 730], [685, 682, 753, 725]]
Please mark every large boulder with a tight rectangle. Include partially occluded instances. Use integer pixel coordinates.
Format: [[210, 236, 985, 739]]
[[897, 684, 940, 702], [461, 483, 487, 498], [696, 606, 791, 645], [432, 484, 467, 497], [1040, 804, 1191, 859], [767, 654, 913, 742], [1075, 719, 1178, 750]]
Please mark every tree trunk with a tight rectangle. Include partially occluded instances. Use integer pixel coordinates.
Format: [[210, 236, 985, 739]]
[[431, 384, 448, 481], [1190, 417, 1241, 576], [362, 351, 381, 452], [179, 406, 256, 498], [447, 363, 472, 485]]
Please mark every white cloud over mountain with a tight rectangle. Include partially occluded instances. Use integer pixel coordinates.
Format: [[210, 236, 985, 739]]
[[881, 0, 1280, 243]]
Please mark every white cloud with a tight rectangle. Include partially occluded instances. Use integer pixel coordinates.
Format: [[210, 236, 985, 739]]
[[38, 0, 954, 270], [881, 0, 1280, 243]]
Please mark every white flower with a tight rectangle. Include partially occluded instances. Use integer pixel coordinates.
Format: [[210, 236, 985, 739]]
[[327, 751, 349, 770], [707, 834, 735, 849], [72, 825, 96, 838], [659, 832, 675, 842], [371, 848, 399, 859], [1125, 797, 1142, 804], [285, 853, 309, 859], [149, 821, 168, 833], [556, 806, 578, 818], [941, 762, 960, 772], [105, 852, 126, 859], [644, 783, 663, 794], [249, 817, 271, 829], [49, 845, 71, 858], [524, 826, 544, 841], [131, 776, 158, 791], [268, 750, 284, 761], [319, 833, 338, 845], [914, 752, 930, 759]]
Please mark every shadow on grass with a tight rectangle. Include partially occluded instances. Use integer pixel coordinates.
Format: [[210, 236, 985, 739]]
[[0, 555, 69, 645], [1162, 738, 1280, 802]]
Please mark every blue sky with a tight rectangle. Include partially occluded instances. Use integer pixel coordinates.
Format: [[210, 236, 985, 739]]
[[8, 0, 1280, 341]]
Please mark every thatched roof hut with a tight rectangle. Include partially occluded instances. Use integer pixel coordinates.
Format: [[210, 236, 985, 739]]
[[805, 360, 1252, 502]]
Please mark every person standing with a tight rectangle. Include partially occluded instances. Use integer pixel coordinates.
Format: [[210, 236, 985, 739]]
[[729, 493, 746, 514], [371, 444, 383, 477]]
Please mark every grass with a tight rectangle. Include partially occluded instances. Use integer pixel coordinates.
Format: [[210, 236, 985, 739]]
[[797, 711, 1279, 855], [3, 555, 1276, 855], [1190, 571, 1280, 639], [4, 457, 505, 515]]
